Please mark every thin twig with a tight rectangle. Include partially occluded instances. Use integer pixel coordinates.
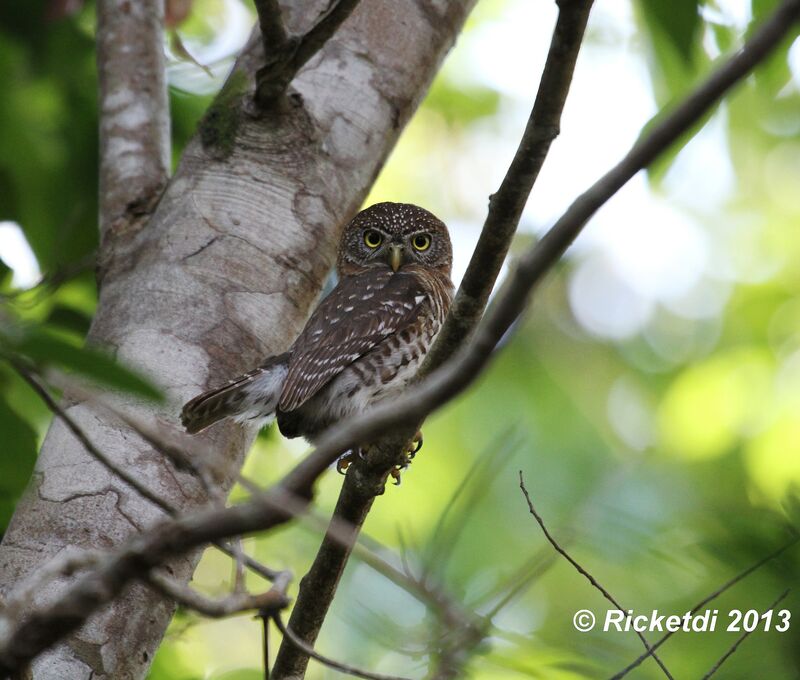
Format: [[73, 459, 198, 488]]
[[609, 534, 799, 679], [11, 360, 171, 512], [700, 589, 790, 679], [519, 472, 673, 679], [254, 0, 290, 54], [147, 569, 291, 618], [273, 612, 411, 680], [422, 0, 595, 371], [254, 0, 362, 107]]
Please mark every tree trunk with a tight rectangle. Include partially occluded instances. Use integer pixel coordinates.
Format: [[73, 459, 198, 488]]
[[0, 2, 475, 677]]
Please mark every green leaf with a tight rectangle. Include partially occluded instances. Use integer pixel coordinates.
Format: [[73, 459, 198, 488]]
[[748, 0, 797, 97], [639, 0, 700, 66], [4, 328, 163, 401], [425, 80, 501, 126], [637, 0, 702, 104], [0, 396, 37, 531], [45, 304, 92, 335]]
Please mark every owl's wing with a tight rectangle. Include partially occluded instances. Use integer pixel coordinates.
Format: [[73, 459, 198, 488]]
[[279, 269, 428, 412]]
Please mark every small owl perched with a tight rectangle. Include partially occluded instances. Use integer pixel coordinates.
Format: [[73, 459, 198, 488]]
[[181, 202, 453, 470]]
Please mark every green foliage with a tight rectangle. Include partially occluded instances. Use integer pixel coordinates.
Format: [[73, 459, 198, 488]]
[[425, 79, 501, 126], [0, 396, 37, 531], [0, 0, 98, 271], [1, 325, 163, 401]]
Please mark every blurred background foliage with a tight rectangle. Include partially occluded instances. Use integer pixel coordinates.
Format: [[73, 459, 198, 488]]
[[1, 0, 800, 677]]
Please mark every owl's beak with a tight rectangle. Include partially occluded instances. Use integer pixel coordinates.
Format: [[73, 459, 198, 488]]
[[387, 244, 404, 272]]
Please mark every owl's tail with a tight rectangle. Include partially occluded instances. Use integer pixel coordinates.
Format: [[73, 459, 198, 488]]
[[181, 353, 290, 434]]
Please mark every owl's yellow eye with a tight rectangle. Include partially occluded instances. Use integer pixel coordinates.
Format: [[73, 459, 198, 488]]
[[364, 230, 383, 248], [412, 233, 432, 251]]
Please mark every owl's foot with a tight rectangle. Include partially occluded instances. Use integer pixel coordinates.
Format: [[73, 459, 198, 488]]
[[389, 431, 424, 485], [336, 447, 366, 475]]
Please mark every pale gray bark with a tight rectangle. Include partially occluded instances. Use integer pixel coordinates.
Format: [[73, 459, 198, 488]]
[[0, 1, 475, 678], [96, 0, 170, 251]]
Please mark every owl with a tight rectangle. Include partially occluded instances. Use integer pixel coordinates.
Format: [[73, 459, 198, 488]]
[[181, 202, 454, 477]]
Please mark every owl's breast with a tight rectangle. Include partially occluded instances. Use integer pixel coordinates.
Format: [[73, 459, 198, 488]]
[[277, 312, 442, 442]]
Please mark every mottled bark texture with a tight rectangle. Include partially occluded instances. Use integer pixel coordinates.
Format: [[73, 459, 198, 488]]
[[96, 0, 170, 259], [0, 1, 475, 678]]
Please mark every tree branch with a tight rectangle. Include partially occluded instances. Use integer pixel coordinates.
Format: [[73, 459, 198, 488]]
[[423, 0, 595, 369], [609, 534, 799, 679], [700, 589, 790, 679], [96, 0, 170, 264], [254, 0, 362, 107], [519, 472, 673, 679], [147, 569, 291, 618], [273, 613, 411, 680]]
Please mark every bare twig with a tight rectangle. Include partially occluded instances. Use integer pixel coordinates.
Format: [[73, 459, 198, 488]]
[[254, 0, 290, 54], [609, 534, 799, 679], [422, 0, 595, 370], [254, 0, 362, 107], [147, 569, 291, 618], [519, 472, 673, 679], [11, 360, 171, 513], [273, 612, 411, 680], [700, 589, 790, 679]]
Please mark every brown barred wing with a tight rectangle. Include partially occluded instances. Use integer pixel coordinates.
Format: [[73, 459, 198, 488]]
[[278, 269, 429, 412]]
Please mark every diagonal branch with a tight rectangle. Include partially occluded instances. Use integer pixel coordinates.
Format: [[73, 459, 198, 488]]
[[254, 0, 362, 107], [609, 534, 799, 679], [423, 0, 596, 369], [700, 589, 790, 679], [273, 613, 410, 680], [519, 472, 673, 679], [147, 569, 291, 618]]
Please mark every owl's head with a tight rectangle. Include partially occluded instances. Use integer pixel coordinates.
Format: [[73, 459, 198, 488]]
[[337, 202, 453, 278]]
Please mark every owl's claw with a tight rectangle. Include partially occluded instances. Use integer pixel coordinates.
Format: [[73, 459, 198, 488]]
[[336, 447, 367, 475], [408, 430, 423, 459], [391, 433, 422, 485], [390, 465, 405, 485]]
